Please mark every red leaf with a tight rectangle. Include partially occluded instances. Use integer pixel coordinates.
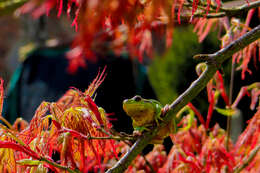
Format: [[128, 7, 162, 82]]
[[215, 0, 221, 12], [189, 129, 202, 153], [206, 0, 211, 15], [109, 140, 119, 160], [95, 143, 103, 172], [43, 163, 59, 173], [206, 150, 212, 173], [250, 88, 260, 110], [216, 71, 229, 106], [86, 66, 107, 96], [190, 0, 199, 22], [52, 120, 61, 130], [242, 8, 254, 35], [57, 0, 63, 18], [85, 95, 103, 126], [179, 153, 201, 173], [80, 140, 85, 172], [232, 86, 250, 108], [0, 141, 40, 160], [206, 86, 215, 129], [188, 102, 206, 127], [177, 0, 185, 24], [66, 48, 87, 74], [60, 128, 89, 140]]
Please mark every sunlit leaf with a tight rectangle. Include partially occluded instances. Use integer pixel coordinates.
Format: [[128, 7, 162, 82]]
[[0, 0, 28, 16], [16, 159, 41, 166], [0, 148, 17, 172], [215, 107, 237, 117]]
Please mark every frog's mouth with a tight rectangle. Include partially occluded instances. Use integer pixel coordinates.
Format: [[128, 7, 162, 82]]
[[123, 103, 154, 118], [123, 103, 146, 114]]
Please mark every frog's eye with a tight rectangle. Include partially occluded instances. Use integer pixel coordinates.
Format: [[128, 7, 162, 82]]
[[133, 95, 142, 102]]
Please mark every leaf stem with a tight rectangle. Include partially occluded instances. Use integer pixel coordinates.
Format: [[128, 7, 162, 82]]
[[0, 116, 14, 130], [225, 60, 236, 151], [40, 157, 80, 173]]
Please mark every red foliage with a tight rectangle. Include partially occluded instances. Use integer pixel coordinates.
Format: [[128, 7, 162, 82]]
[[17, 0, 233, 71], [187, 102, 205, 127], [195, 65, 230, 129], [126, 145, 167, 173], [215, 71, 229, 106], [194, 8, 260, 80], [0, 71, 120, 172], [155, 116, 260, 173], [17, 0, 259, 78], [0, 62, 259, 173], [0, 141, 40, 160], [0, 0, 259, 172], [232, 82, 260, 110]]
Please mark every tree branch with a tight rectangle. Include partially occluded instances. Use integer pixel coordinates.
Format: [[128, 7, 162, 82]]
[[221, 0, 260, 13], [106, 24, 260, 173], [182, 0, 260, 19]]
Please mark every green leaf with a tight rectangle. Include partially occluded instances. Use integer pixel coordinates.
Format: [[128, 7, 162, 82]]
[[215, 107, 236, 116], [16, 159, 41, 166], [0, 0, 28, 16]]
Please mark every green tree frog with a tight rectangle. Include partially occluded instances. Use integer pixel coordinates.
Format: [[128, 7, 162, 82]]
[[123, 95, 174, 144]]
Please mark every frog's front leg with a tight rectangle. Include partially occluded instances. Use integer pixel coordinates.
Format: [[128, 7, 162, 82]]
[[134, 126, 150, 132], [155, 114, 163, 126], [154, 104, 170, 126], [155, 107, 168, 126], [133, 124, 151, 136]]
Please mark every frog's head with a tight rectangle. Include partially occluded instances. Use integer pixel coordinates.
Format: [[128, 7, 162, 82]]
[[123, 95, 156, 118]]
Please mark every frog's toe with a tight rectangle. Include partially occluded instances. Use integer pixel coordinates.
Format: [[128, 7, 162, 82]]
[[158, 116, 164, 121], [133, 130, 142, 136], [155, 118, 160, 126], [155, 116, 165, 126]]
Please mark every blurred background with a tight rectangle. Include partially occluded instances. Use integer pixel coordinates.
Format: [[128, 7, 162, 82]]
[[0, 13, 75, 87], [0, 11, 158, 135]]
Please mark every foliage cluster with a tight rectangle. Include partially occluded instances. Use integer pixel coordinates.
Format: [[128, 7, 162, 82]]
[[0, 71, 259, 172], [0, 0, 259, 172]]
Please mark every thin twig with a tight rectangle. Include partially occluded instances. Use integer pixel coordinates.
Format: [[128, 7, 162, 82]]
[[226, 60, 236, 151], [40, 157, 81, 173], [194, 12, 226, 18], [87, 136, 132, 141], [60, 127, 134, 141]]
